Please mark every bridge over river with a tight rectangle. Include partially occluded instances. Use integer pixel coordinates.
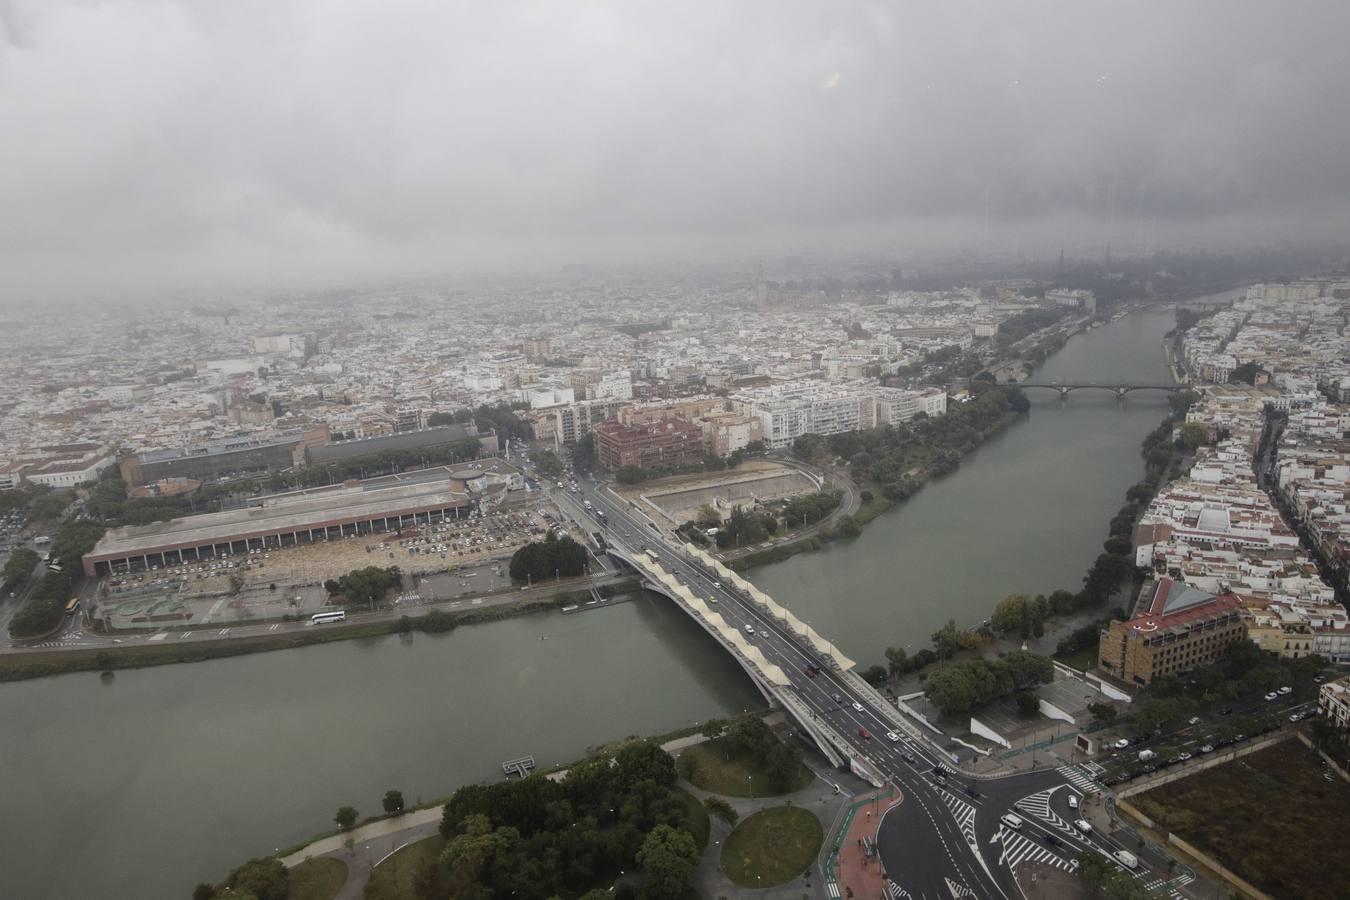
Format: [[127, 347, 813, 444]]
[[1016, 381, 1185, 398], [553, 481, 1184, 899]]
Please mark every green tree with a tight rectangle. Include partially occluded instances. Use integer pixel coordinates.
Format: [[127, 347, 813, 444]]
[[382, 789, 405, 815], [1088, 702, 1117, 725], [193, 884, 217, 900], [861, 664, 888, 685], [324, 565, 401, 609], [508, 533, 589, 583], [439, 813, 514, 883], [885, 645, 909, 677], [223, 858, 288, 900], [703, 796, 739, 826], [990, 595, 1033, 634], [1, 548, 39, 593], [334, 805, 359, 831], [1178, 422, 1209, 452], [636, 824, 699, 899], [535, 450, 564, 479], [931, 619, 965, 659]]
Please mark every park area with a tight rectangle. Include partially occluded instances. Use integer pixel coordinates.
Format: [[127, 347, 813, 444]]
[[365, 836, 447, 900], [287, 857, 346, 900], [676, 734, 814, 797], [1133, 739, 1350, 899], [720, 805, 823, 888]]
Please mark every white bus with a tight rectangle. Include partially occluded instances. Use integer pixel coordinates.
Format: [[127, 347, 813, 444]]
[[311, 610, 347, 625]]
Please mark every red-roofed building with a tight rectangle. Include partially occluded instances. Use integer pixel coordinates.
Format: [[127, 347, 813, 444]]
[[1098, 578, 1247, 686], [592, 418, 705, 471]]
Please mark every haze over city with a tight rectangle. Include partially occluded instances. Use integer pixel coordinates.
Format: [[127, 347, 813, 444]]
[[3, 1, 1350, 303], [4, 4, 1350, 900]]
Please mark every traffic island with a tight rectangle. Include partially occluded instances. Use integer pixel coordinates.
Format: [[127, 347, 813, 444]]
[[720, 805, 824, 889]]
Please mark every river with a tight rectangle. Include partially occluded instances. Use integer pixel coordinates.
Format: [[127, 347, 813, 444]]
[[0, 305, 1197, 900]]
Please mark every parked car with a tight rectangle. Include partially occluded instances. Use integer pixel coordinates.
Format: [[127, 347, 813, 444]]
[[1278, 685, 1293, 695], [1187, 716, 1201, 725], [1264, 692, 1279, 701], [1113, 738, 1130, 749]]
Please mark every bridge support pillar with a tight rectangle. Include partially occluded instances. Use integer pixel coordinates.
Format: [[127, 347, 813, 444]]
[[1057, 386, 1070, 399]]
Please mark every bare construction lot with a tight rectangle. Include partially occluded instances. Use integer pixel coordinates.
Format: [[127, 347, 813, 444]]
[[618, 460, 820, 523]]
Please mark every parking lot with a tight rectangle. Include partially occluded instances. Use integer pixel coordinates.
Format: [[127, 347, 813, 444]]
[[1093, 687, 1320, 786], [95, 505, 553, 628]]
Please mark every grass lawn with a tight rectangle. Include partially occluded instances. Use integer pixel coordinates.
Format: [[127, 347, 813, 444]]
[[287, 856, 347, 900], [720, 805, 823, 888], [364, 835, 447, 900], [677, 787, 711, 851], [677, 738, 814, 798], [1134, 740, 1350, 899], [1054, 645, 1098, 671]]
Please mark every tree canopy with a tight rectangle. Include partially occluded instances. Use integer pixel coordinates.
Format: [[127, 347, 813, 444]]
[[323, 566, 401, 608], [508, 533, 589, 583], [435, 740, 704, 898], [925, 652, 1053, 715]]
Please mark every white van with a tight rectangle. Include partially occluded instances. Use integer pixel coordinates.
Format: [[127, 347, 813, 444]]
[[1113, 850, 1138, 870], [1000, 813, 1023, 831]]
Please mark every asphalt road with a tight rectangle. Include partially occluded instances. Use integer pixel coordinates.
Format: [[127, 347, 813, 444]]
[[553, 467, 1188, 900]]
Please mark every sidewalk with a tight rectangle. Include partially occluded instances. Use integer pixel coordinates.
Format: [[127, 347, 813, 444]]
[[828, 787, 901, 900], [280, 807, 441, 867]]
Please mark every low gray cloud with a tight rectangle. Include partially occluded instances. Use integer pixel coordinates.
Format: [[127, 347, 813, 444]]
[[2, 1, 1348, 301]]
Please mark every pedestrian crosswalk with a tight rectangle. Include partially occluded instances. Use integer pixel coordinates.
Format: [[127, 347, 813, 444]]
[[1142, 872, 1194, 897], [943, 877, 977, 898], [1057, 764, 1099, 793], [998, 830, 1079, 874], [1014, 788, 1076, 834], [883, 881, 913, 899], [938, 789, 978, 844]]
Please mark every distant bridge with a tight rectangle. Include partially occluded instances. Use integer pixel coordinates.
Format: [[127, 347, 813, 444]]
[[1017, 381, 1186, 398]]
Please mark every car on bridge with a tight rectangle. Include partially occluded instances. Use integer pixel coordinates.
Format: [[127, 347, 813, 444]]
[[851, 701, 864, 712], [886, 731, 901, 742], [858, 727, 871, 740]]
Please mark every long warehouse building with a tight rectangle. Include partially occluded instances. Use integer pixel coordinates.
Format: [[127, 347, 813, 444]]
[[82, 478, 475, 576]]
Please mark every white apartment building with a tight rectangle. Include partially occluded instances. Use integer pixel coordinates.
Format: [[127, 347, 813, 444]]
[[592, 371, 633, 401], [736, 381, 947, 448], [1319, 677, 1350, 732], [737, 383, 869, 448]]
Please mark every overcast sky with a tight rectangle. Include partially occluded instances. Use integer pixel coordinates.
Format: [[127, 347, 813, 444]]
[[2, 1, 1348, 302]]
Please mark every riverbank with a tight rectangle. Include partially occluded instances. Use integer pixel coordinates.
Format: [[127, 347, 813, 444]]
[[0, 575, 640, 682], [728, 402, 1023, 572]]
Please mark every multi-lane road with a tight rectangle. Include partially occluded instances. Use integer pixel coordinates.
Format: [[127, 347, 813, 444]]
[[556, 471, 1189, 900]]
